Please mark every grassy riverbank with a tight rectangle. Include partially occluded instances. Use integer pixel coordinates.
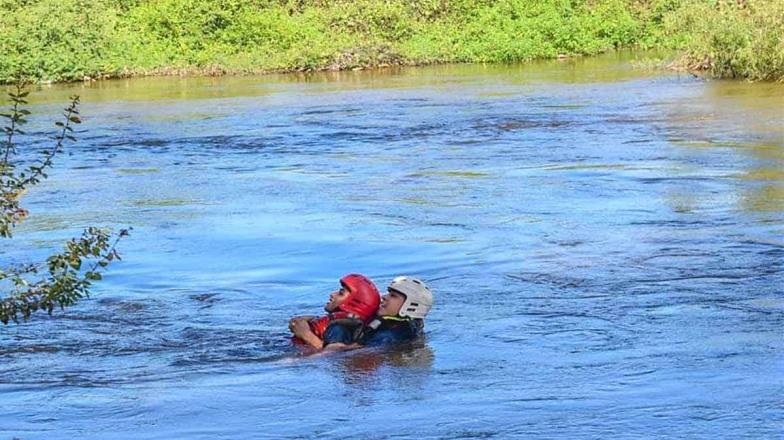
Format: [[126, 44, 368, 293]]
[[1, 0, 782, 83], [664, 0, 784, 81]]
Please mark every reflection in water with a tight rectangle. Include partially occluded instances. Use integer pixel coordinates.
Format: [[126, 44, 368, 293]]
[[332, 342, 435, 385], [742, 167, 784, 181], [743, 185, 784, 213], [329, 342, 435, 407], [658, 76, 783, 217], [4, 51, 671, 105]]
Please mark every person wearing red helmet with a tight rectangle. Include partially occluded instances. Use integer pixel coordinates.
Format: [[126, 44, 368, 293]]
[[289, 273, 381, 350], [322, 276, 433, 349]]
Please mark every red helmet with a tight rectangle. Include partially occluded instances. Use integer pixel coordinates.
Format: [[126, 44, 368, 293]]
[[337, 273, 380, 321]]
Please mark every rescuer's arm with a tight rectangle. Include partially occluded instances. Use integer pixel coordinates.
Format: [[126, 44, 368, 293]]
[[289, 315, 317, 324], [322, 322, 363, 352], [289, 318, 323, 349], [323, 342, 362, 352]]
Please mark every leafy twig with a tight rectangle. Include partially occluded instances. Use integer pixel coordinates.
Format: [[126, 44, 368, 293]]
[[15, 95, 81, 189], [1, 84, 130, 324], [0, 227, 131, 324], [1, 82, 29, 168]]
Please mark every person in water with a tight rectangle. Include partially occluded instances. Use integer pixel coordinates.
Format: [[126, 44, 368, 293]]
[[288, 273, 380, 350], [323, 276, 433, 349]]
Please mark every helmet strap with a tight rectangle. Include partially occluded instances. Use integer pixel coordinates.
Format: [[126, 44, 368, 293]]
[[381, 315, 411, 322]]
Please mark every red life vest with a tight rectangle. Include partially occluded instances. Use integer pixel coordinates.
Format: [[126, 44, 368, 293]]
[[291, 311, 358, 345]]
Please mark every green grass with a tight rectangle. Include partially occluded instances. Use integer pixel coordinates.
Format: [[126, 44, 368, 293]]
[[663, 0, 784, 81], [0, 0, 781, 83]]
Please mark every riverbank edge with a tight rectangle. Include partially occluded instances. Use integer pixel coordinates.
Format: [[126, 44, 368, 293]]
[[28, 51, 702, 86]]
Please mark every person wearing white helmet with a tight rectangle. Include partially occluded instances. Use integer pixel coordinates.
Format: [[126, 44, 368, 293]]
[[323, 276, 433, 349]]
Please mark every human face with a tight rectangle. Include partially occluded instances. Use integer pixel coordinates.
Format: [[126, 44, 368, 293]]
[[324, 287, 349, 312], [378, 289, 406, 317]]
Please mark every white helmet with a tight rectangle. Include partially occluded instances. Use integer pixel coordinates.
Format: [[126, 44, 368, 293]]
[[388, 276, 433, 319]]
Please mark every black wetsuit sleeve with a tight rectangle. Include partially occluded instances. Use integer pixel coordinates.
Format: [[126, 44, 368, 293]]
[[362, 319, 424, 346], [398, 320, 422, 340], [323, 322, 355, 346]]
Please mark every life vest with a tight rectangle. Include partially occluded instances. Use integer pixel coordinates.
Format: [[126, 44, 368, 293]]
[[291, 311, 363, 345]]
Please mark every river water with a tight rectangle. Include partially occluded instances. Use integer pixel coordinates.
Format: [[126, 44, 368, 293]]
[[1, 53, 783, 439]]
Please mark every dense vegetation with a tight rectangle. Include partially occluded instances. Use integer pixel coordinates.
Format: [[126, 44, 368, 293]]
[[0, 0, 781, 83], [664, 0, 784, 81]]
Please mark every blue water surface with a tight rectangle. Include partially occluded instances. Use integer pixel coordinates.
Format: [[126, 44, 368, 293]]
[[1, 53, 783, 439]]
